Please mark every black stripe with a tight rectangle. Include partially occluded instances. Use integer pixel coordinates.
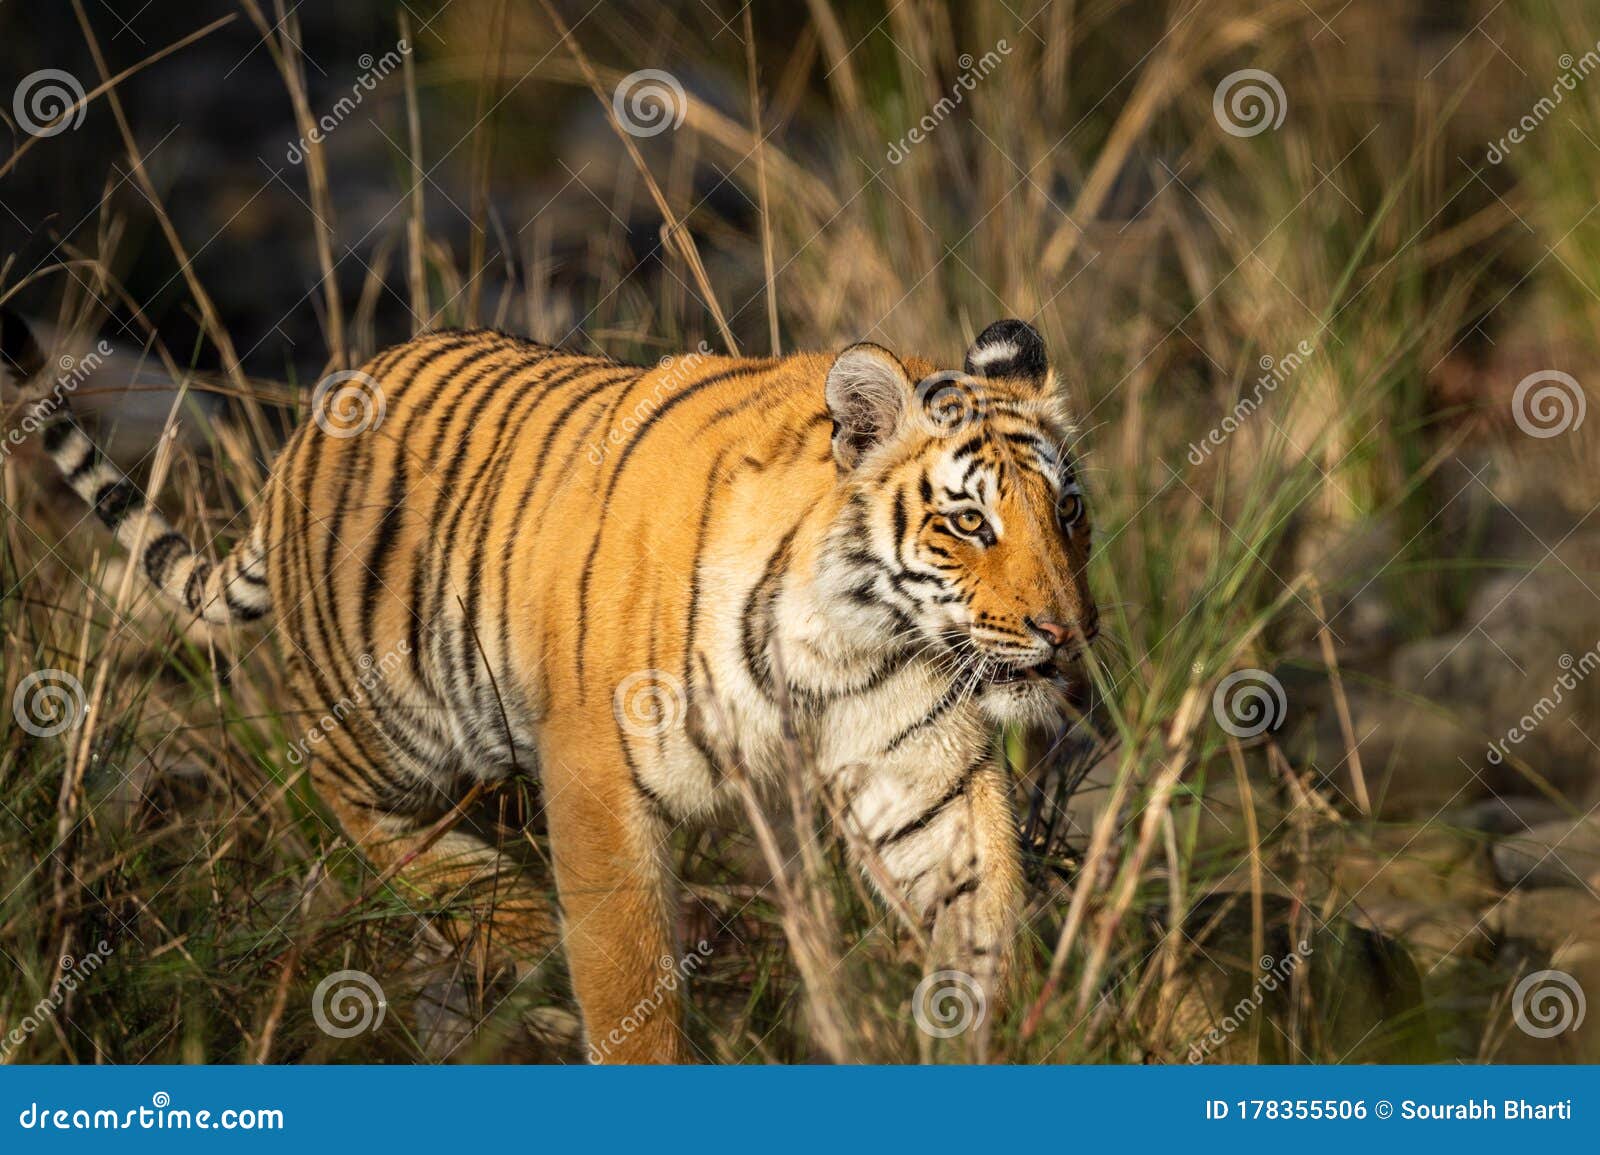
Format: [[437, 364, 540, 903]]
[[346, 337, 492, 711], [359, 449, 409, 655], [492, 366, 650, 682], [882, 671, 978, 753], [143, 531, 189, 586], [573, 362, 775, 691], [670, 450, 733, 783], [736, 515, 798, 704], [298, 356, 367, 712], [452, 363, 629, 690], [937, 876, 980, 910], [411, 347, 554, 681], [63, 440, 99, 483], [316, 339, 457, 714], [223, 584, 269, 621], [950, 435, 986, 461], [41, 417, 76, 455], [875, 752, 985, 849], [0, 306, 44, 379], [463, 364, 637, 701], [183, 559, 211, 612], [92, 478, 140, 527]]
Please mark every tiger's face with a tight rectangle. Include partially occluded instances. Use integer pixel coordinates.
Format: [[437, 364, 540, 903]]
[[822, 320, 1097, 724]]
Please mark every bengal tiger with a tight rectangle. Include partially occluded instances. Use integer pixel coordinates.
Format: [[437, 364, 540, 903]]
[[3, 310, 1097, 1062]]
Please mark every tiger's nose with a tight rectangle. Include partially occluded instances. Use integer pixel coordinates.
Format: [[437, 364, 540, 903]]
[[1029, 616, 1098, 649]]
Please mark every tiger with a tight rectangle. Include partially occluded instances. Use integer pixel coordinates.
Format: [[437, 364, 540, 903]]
[[3, 309, 1097, 1063]]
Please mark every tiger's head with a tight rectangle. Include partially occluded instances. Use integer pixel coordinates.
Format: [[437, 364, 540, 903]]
[[819, 319, 1097, 725]]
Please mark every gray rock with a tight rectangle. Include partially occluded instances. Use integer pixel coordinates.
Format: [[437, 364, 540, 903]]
[[1448, 794, 1570, 835], [1492, 817, 1600, 890], [1487, 888, 1600, 949]]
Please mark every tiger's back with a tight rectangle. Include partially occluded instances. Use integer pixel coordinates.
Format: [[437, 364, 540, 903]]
[[263, 331, 841, 814]]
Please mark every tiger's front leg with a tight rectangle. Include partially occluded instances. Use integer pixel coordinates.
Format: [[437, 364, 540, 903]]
[[921, 761, 1022, 997], [539, 716, 692, 1064], [836, 753, 1023, 1030]]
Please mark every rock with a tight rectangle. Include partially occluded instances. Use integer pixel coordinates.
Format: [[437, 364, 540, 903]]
[[1150, 894, 1438, 1063], [1307, 685, 1488, 819], [1491, 817, 1600, 889], [1487, 888, 1600, 950], [1447, 794, 1570, 835], [1291, 514, 1405, 665], [1386, 562, 1600, 808], [1346, 899, 1492, 971], [1332, 826, 1498, 909]]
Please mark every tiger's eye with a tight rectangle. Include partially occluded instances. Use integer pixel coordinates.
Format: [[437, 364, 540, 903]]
[[1057, 493, 1084, 528], [951, 509, 988, 536]]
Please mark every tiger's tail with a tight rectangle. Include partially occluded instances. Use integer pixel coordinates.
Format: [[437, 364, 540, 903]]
[[1, 308, 272, 626]]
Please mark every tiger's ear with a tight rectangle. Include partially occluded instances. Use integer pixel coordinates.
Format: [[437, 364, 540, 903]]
[[964, 319, 1049, 384], [825, 342, 913, 469]]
